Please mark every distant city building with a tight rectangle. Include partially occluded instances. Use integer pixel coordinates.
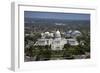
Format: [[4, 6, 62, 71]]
[[35, 30, 80, 50]]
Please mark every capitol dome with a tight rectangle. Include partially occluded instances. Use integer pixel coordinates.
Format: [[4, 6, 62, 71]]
[[55, 30, 61, 38], [45, 31, 50, 36]]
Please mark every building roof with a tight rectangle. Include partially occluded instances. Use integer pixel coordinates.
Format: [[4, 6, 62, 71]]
[[55, 30, 61, 38]]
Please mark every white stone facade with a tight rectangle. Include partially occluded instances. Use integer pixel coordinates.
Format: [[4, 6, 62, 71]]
[[35, 30, 79, 50]]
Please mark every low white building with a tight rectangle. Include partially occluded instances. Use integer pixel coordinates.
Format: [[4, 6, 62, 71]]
[[35, 30, 79, 50], [67, 39, 79, 46], [35, 38, 53, 46]]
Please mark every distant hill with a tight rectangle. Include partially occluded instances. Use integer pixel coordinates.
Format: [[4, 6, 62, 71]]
[[25, 18, 90, 25], [24, 18, 90, 33]]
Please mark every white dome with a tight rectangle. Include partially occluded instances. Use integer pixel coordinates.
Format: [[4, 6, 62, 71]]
[[73, 30, 81, 34], [56, 30, 60, 34], [45, 31, 49, 34], [45, 32, 50, 36], [72, 30, 81, 37], [55, 30, 61, 38]]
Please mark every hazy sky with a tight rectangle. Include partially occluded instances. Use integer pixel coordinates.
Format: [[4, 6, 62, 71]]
[[24, 11, 90, 20]]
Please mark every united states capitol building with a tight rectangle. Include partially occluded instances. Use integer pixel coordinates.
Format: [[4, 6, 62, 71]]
[[34, 30, 81, 50]]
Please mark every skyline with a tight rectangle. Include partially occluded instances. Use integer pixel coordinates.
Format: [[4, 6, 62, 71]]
[[24, 11, 90, 21]]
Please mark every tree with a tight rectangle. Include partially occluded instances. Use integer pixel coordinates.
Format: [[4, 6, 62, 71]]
[[25, 45, 35, 61], [63, 43, 71, 50], [63, 44, 75, 59], [76, 32, 90, 52], [40, 45, 51, 60], [62, 43, 86, 59], [30, 45, 52, 61]]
